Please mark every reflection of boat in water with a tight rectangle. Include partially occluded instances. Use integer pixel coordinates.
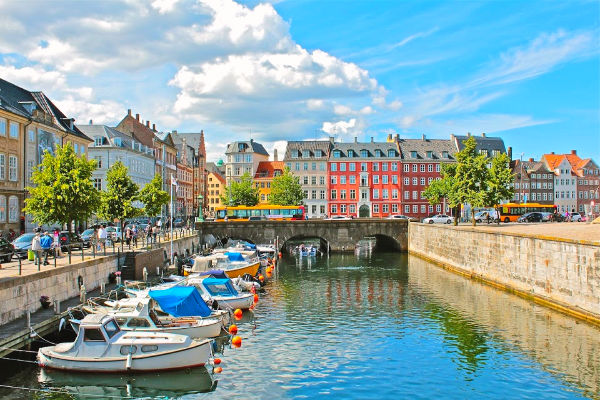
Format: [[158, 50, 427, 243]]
[[38, 365, 217, 397], [292, 245, 320, 257]]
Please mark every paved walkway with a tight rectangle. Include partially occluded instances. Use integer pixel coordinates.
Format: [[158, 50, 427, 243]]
[[452, 222, 600, 244], [0, 229, 197, 281]]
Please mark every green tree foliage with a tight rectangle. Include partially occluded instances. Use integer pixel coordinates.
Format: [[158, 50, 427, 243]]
[[454, 136, 489, 226], [270, 167, 304, 205], [423, 163, 461, 225], [485, 152, 515, 224], [24, 143, 99, 231], [221, 172, 259, 206], [139, 174, 170, 217], [98, 161, 140, 243]]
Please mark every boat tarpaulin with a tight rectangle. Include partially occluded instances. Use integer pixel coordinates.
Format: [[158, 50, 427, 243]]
[[202, 277, 239, 297], [224, 252, 245, 262], [149, 286, 212, 317], [199, 269, 229, 279]]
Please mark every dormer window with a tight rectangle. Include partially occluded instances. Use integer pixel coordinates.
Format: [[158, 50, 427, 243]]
[[292, 150, 299, 158], [238, 143, 245, 152], [347, 150, 355, 158], [333, 150, 341, 158], [375, 149, 383, 157], [114, 138, 122, 147], [442, 151, 448, 159], [315, 150, 323, 157], [426, 151, 433, 158], [480, 149, 488, 157], [303, 150, 310, 158], [94, 136, 103, 146], [361, 149, 369, 158], [410, 151, 417, 158], [388, 149, 396, 157]]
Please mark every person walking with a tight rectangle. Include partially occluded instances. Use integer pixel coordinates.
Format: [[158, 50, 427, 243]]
[[132, 225, 138, 247], [53, 228, 61, 257], [40, 231, 53, 265], [152, 224, 158, 243], [31, 229, 42, 265], [98, 224, 107, 251], [145, 224, 151, 244], [125, 226, 132, 248]]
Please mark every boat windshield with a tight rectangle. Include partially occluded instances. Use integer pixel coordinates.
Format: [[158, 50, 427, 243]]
[[203, 282, 237, 297], [103, 320, 120, 338]]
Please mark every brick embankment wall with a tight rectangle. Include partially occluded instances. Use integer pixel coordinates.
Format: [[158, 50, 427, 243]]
[[408, 223, 600, 325]]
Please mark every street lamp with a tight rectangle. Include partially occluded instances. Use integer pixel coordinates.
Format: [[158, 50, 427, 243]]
[[520, 153, 524, 204], [196, 194, 204, 223]]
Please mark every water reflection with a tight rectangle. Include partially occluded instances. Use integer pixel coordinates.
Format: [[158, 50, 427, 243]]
[[38, 366, 217, 398]]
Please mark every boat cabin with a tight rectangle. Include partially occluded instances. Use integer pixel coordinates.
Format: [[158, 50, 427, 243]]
[[200, 277, 240, 298]]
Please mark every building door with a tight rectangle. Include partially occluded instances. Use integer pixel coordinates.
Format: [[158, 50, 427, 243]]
[[359, 204, 370, 218]]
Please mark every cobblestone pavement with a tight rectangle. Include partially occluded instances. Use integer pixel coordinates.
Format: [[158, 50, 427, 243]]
[[451, 221, 600, 244]]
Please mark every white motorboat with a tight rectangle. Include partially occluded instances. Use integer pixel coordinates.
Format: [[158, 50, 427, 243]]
[[72, 296, 223, 338], [187, 276, 255, 310], [38, 314, 213, 373]]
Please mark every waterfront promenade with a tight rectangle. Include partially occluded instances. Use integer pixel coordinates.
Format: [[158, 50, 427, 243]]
[[450, 222, 600, 244]]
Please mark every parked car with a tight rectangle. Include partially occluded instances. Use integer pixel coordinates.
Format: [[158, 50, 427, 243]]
[[0, 237, 14, 262], [173, 218, 185, 228], [12, 233, 36, 259], [569, 212, 583, 222], [59, 231, 84, 251], [422, 214, 453, 224], [517, 212, 543, 223], [540, 212, 555, 222], [80, 228, 95, 248], [325, 216, 352, 220], [105, 226, 122, 242], [474, 210, 499, 223]]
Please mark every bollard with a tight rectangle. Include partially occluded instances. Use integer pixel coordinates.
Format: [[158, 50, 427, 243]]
[[156, 266, 160, 276], [81, 246, 84, 261], [18, 256, 22, 275], [143, 267, 148, 282], [54, 248, 57, 268], [54, 300, 60, 315], [100, 281, 105, 294], [112, 240, 115, 254], [103, 242, 106, 256], [93, 244, 95, 259], [116, 274, 122, 286], [80, 284, 86, 303], [26, 311, 31, 330], [37, 253, 41, 271], [68, 247, 72, 264]]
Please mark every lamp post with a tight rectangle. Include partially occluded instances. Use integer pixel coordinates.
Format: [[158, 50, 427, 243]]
[[520, 153, 524, 204], [196, 194, 204, 223]]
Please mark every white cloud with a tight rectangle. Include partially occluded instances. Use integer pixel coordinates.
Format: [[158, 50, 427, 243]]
[[151, 0, 180, 14], [0, 64, 66, 89], [322, 118, 357, 135], [306, 99, 324, 110]]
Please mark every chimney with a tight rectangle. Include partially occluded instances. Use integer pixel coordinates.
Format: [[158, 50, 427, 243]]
[[571, 150, 577, 155], [387, 134, 392, 141], [354, 136, 358, 143], [274, 149, 278, 161], [551, 152, 555, 155], [394, 133, 399, 142], [250, 138, 254, 144], [482, 132, 486, 137], [146, 121, 150, 128], [507, 146, 512, 160], [152, 123, 156, 131], [467, 132, 471, 137], [529, 158, 534, 163], [127, 109, 131, 116], [89, 119, 93, 125], [422, 134, 426, 141], [329, 136, 335, 144], [370, 136, 374, 143], [135, 113, 140, 122]]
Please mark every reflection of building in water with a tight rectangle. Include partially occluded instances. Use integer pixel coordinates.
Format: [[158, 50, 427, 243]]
[[408, 255, 600, 395]]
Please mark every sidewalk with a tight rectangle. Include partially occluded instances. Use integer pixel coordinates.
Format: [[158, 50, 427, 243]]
[[0, 229, 197, 281], [452, 222, 600, 244]]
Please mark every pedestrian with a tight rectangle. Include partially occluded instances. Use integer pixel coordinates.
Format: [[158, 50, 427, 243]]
[[174, 252, 183, 276], [40, 231, 53, 265], [98, 224, 107, 251], [31, 229, 42, 265], [8, 228, 15, 241], [486, 212, 490, 224], [132, 225, 138, 247], [156, 218, 162, 232], [125, 226, 132, 248], [145, 224, 151, 243], [92, 226, 98, 250], [152, 224, 158, 243], [565, 210, 570, 222], [53, 228, 61, 257]]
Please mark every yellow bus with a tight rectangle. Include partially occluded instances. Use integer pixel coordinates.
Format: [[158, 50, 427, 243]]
[[498, 203, 557, 223], [215, 205, 306, 221]]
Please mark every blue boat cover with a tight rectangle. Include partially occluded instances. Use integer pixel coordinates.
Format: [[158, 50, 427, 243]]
[[199, 269, 229, 279], [224, 252, 245, 262], [202, 277, 239, 297], [244, 243, 256, 250], [148, 286, 212, 317]]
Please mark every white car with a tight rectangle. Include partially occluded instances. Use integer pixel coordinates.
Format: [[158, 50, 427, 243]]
[[325, 215, 352, 220], [422, 214, 453, 224], [569, 212, 583, 222]]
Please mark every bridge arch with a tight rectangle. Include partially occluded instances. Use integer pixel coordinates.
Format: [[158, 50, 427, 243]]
[[280, 235, 330, 254]]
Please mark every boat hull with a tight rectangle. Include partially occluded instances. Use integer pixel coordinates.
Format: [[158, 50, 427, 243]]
[[38, 339, 212, 373], [224, 262, 260, 278], [214, 293, 255, 310]]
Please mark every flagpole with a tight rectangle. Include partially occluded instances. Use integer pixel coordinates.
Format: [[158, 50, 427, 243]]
[[170, 174, 174, 266]]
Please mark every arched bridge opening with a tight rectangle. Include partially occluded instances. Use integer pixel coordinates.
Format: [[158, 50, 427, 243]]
[[281, 235, 330, 255]]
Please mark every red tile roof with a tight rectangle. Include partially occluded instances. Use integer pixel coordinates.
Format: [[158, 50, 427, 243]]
[[254, 161, 285, 179]]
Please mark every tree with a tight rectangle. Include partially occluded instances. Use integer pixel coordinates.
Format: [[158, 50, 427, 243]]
[[24, 143, 99, 231], [98, 162, 140, 245], [221, 172, 259, 206], [139, 174, 170, 218], [270, 168, 304, 206], [423, 163, 461, 225], [485, 152, 515, 224], [454, 136, 489, 226]]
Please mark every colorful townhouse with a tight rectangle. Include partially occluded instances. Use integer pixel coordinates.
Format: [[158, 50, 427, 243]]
[[254, 161, 285, 204]]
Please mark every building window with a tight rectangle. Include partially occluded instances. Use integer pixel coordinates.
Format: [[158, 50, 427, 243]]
[[373, 204, 379, 214], [421, 205, 426, 213], [331, 190, 337, 200], [403, 164, 409, 172], [8, 155, 17, 181], [9, 122, 18, 138], [361, 150, 369, 158], [340, 163, 346, 172], [320, 190, 326, 200], [331, 176, 337, 185], [295, 163, 300, 171], [340, 176, 346, 184], [320, 176, 325, 185], [412, 178, 418, 185], [413, 205, 418, 213], [392, 189, 398, 199], [361, 163, 367, 172], [404, 191, 409, 199], [383, 204, 389, 213], [412, 191, 417, 199], [0, 154, 5, 180], [350, 189, 356, 199], [420, 178, 425, 185], [412, 164, 417, 172], [331, 163, 337, 172], [303, 163, 309, 171], [312, 162, 316, 170], [392, 175, 398, 184], [373, 163, 379, 172], [392, 204, 398, 213], [436, 204, 441, 212], [347, 150, 355, 158], [27, 160, 34, 181], [0, 118, 6, 136], [341, 190, 347, 200], [349, 163, 356, 172], [382, 175, 388, 184], [382, 189, 389, 199], [8, 196, 18, 222], [331, 204, 337, 214], [373, 175, 379, 184], [0, 195, 5, 221], [94, 178, 102, 190], [311, 190, 317, 199], [311, 176, 317, 185], [350, 204, 356, 214], [405, 205, 410, 213], [320, 162, 326, 171], [349, 175, 356, 184], [404, 177, 410, 185], [333, 150, 341, 158], [28, 129, 35, 142], [373, 189, 379, 199], [382, 163, 388, 172]]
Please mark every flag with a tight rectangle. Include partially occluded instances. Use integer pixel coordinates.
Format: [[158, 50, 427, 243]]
[[171, 174, 178, 188]]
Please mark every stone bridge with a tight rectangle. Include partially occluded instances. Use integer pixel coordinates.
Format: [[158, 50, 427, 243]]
[[196, 219, 408, 252]]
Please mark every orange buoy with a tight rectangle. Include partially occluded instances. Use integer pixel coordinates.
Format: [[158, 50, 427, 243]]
[[214, 367, 223, 373], [250, 285, 256, 294], [213, 358, 222, 365], [228, 324, 238, 335], [253, 294, 259, 303], [258, 274, 264, 282], [233, 308, 243, 319], [231, 336, 242, 347], [278, 252, 282, 258]]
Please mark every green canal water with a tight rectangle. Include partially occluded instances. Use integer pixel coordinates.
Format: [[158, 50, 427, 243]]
[[1, 252, 599, 399]]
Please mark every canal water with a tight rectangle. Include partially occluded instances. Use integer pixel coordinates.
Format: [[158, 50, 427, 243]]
[[1, 252, 599, 399]]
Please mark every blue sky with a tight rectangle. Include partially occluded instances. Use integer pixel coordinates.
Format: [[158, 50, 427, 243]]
[[0, 0, 598, 162]]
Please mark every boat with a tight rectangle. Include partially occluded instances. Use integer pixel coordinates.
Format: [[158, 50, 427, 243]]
[[38, 314, 214, 373], [191, 251, 260, 278], [72, 291, 223, 339], [187, 276, 255, 310], [294, 245, 319, 257], [198, 269, 261, 292]]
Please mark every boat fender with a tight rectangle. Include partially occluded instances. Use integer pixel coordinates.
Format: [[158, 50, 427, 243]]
[[126, 351, 133, 370]]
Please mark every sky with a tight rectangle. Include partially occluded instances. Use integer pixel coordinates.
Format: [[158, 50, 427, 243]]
[[0, 0, 598, 163]]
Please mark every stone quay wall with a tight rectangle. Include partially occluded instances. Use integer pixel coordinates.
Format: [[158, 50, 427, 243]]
[[0, 235, 199, 326], [408, 223, 600, 323]]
